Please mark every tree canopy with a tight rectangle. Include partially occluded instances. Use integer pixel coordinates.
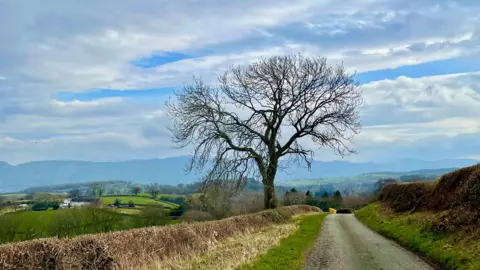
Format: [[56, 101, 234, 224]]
[[167, 54, 362, 209]]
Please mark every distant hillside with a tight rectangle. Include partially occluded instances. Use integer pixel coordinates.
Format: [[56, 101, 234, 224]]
[[278, 167, 458, 186], [0, 157, 477, 193], [279, 159, 479, 180], [0, 157, 196, 193]]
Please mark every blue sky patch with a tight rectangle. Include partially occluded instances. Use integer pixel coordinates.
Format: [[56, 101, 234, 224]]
[[57, 56, 480, 102], [56, 88, 175, 101], [131, 52, 193, 68], [355, 57, 480, 84]]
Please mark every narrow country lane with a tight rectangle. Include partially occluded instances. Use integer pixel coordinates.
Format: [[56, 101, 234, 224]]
[[304, 214, 436, 270]]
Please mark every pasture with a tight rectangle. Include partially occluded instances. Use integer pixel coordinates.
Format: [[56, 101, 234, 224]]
[[100, 196, 179, 208], [0, 205, 180, 244]]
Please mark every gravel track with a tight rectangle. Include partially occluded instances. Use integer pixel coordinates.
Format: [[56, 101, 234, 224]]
[[304, 214, 436, 270]]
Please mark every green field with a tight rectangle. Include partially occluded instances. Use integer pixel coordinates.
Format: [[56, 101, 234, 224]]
[[0, 207, 18, 215], [0, 208, 133, 243], [0, 193, 27, 200], [116, 208, 142, 215], [5, 209, 58, 230], [138, 192, 186, 198], [242, 213, 328, 270], [0, 192, 66, 202], [100, 196, 178, 208], [0, 205, 181, 244]]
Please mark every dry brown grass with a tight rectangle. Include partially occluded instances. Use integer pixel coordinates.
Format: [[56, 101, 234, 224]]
[[148, 223, 298, 270], [378, 164, 480, 230], [180, 210, 215, 222], [380, 181, 436, 212], [0, 205, 320, 270], [431, 164, 480, 209], [380, 164, 480, 212]]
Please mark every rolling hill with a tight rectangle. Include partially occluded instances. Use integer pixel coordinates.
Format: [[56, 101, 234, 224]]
[[0, 156, 477, 193]]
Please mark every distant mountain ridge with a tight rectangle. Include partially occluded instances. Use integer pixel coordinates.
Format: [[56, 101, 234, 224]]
[[0, 156, 477, 193], [279, 158, 479, 180]]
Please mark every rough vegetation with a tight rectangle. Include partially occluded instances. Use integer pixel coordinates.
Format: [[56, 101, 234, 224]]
[[150, 222, 298, 270], [430, 164, 480, 210], [0, 205, 320, 270], [379, 164, 480, 229], [380, 181, 435, 212]]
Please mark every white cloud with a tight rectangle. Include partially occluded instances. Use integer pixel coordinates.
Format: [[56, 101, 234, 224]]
[[0, 0, 479, 163], [1, 72, 480, 164], [1, 0, 479, 94], [361, 72, 480, 125]]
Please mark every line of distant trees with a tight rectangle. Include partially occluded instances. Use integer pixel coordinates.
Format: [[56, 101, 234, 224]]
[[58, 182, 204, 198], [282, 188, 345, 211], [22, 181, 203, 197]]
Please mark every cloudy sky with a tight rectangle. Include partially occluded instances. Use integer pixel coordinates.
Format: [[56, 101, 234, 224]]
[[0, 0, 479, 165]]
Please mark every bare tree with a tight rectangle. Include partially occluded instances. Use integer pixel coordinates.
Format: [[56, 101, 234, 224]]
[[200, 180, 242, 219], [89, 182, 106, 197], [68, 188, 82, 198], [167, 54, 362, 209], [146, 183, 160, 198], [131, 186, 142, 196]]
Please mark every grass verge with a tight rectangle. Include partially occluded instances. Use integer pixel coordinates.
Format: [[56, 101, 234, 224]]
[[241, 213, 328, 270], [355, 203, 480, 270]]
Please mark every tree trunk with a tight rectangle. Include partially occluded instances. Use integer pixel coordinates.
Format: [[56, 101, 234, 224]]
[[262, 157, 278, 209], [263, 184, 276, 209]]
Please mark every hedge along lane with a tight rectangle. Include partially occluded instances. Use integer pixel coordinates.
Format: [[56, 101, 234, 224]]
[[241, 213, 328, 270], [0, 205, 320, 270]]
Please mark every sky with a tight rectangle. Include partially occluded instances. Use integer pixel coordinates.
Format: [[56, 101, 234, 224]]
[[0, 0, 479, 165]]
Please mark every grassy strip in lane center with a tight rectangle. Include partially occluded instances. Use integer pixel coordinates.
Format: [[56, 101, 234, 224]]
[[241, 213, 328, 270]]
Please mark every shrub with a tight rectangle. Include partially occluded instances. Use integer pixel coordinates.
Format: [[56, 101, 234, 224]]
[[379, 182, 435, 212], [52, 202, 60, 210], [282, 189, 306, 206], [200, 187, 236, 219], [128, 200, 135, 208], [305, 197, 330, 212], [374, 178, 398, 199], [342, 195, 372, 209], [159, 195, 185, 205], [136, 207, 169, 227], [378, 164, 480, 230], [230, 192, 265, 215], [305, 191, 344, 212], [181, 210, 215, 221], [429, 164, 480, 209], [31, 202, 49, 211], [169, 205, 185, 217], [380, 164, 480, 213], [113, 198, 121, 207]]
